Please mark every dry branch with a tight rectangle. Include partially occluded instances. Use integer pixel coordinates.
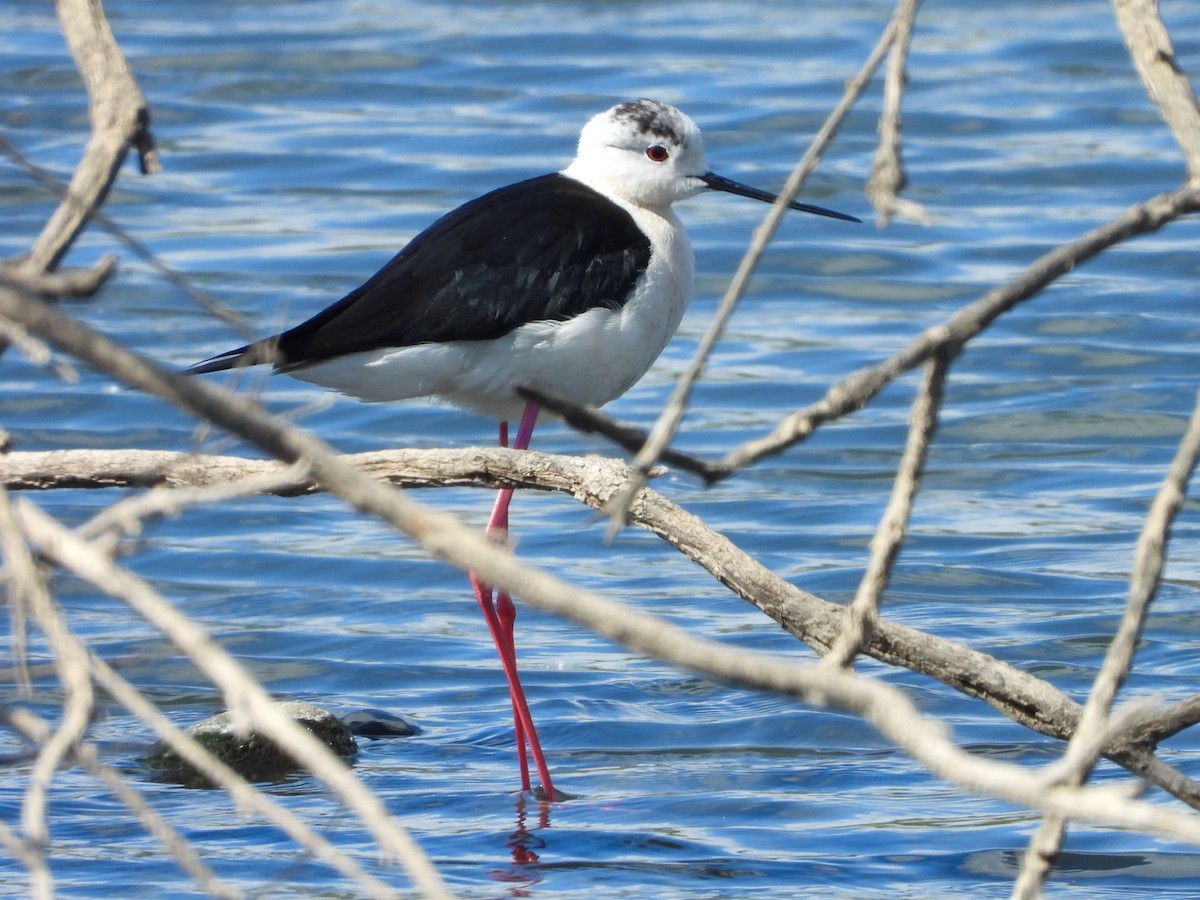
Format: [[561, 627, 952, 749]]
[[12, 445, 1200, 849], [1010, 0, 1200, 890], [602, 4, 906, 528], [1113, 0, 1200, 180], [865, 0, 931, 226], [536, 184, 1200, 482], [10, 709, 237, 899], [1014, 392, 1200, 896], [0, 255, 117, 299], [21, 0, 158, 275], [88, 656, 401, 898], [14, 499, 449, 899], [823, 352, 947, 669], [0, 446, 621, 496], [5, 441, 1199, 809], [0, 491, 93, 854]]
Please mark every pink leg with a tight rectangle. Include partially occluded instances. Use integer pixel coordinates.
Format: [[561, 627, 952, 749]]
[[469, 402, 556, 799], [493, 420, 532, 789], [470, 421, 531, 790]]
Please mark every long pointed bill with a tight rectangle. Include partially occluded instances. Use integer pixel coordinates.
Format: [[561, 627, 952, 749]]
[[701, 172, 861, 223]]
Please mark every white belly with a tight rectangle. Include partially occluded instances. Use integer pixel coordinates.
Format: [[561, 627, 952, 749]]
[[291, 206, 694, 422]]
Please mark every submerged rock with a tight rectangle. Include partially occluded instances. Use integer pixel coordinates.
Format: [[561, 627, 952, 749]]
[[145, 699, 357, 787]]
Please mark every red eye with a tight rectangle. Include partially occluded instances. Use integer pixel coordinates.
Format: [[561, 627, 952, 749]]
[[645, 145, 669, 162]]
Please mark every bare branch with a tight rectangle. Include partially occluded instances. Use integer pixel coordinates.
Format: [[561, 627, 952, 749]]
[[1118, 693, 1200, 749], [14, 500, 451, 899], [866, 0, 932, 226], [723, 184, 1200, 472], [0, 132, 252, 336], [1112, 0, 1200, 180], [22, 0, 159, 274], [0, 491, 94, 851], [0, 502, 53, 897], [1067, 392, 1200, 772], [823, 352, 947, 669], [1014, 391, 1200, 897], [0, 446, 628, 496], [0, 315, 79, 383], [88, 656, 401, 898], [10, 710, 239, 899], [602, 7, 903, 531], [4, 440, 1197, 808], [0, 255, 117, 299]]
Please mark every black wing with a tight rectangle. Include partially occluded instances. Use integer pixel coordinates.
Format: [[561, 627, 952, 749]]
[[189, 173, 652, 374]]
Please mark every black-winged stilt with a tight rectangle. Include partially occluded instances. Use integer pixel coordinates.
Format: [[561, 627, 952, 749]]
[[190, 99, 858, 799]]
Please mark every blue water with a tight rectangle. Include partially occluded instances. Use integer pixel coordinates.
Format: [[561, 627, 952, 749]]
[[3, 0, 1200, 896]]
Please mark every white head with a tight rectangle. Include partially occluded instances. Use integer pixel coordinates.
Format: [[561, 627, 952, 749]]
[[563, 100, 708, 211], [561, 98, 860, 222]]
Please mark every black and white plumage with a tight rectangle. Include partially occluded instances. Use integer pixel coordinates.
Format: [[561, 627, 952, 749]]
[[190, 99, 856, 419], [189, 99, 857, 799]]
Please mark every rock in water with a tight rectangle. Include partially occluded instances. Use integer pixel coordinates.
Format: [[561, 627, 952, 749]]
[[145, 700, 357, 787]]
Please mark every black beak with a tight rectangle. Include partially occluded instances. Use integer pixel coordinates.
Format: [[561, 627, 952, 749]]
[[701, 172, 861, 223]]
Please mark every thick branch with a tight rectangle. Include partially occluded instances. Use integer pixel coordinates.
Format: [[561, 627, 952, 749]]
[[15, 472, 1200, 850], [5, 442, 1198, 808], [0, 447, 628, 497]]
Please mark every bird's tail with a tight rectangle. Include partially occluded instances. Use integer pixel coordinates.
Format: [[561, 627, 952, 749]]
[[185, 339, 283, 375]]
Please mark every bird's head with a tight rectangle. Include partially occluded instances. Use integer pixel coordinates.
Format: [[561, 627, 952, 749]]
[[563, 99, 860, 223], [564, 99, 710, 211]]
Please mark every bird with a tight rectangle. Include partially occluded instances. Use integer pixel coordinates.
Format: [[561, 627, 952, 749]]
[[189, 98, 859, 800]]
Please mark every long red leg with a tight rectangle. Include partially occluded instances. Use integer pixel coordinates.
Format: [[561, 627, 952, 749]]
[[470, 421, 530, 790], [469, 402, 555, 799], [493, 420, 531, 789]]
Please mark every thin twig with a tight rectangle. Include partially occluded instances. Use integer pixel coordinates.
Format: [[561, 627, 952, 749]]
[[23, 0, 159, 274], [15, 500, 451, 899], [0, 491, 37, 696], [0, 491, 95, 853], [76, 459, 313, 553], [726, 194, 1200, 472], [0, 496, 54, 898], [0, 255, 117, 298], [1013, 391, 1200, 898], [823, 352, 948, 669], [88, 656, 401, 898], [0, 815, 44, 898], [10, 710, 240, 899], [602, 8, 900, 532], [0, 133, 252, 339], [866, 0, 931, 226], [0, 315, 79, 383]]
